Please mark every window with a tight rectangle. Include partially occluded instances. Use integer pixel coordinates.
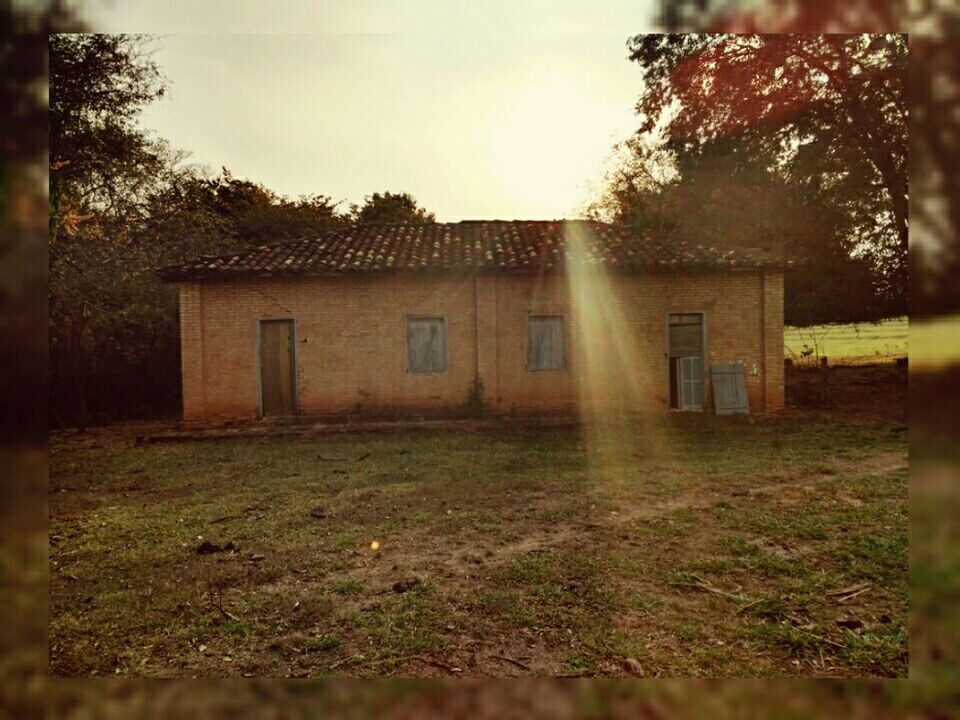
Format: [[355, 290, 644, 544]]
[[407, 317, 447, 373], [527, 315, 564, 371]]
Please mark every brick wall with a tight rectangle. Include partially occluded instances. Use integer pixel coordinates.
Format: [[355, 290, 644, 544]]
[[178, 268, 784, 422], [762, 269, 786, 411], [178, 282, 205, 420]]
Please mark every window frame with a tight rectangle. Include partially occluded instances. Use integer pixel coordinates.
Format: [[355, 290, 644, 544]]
[[405, 315, 448, 375], [526, 313, 566, 372]]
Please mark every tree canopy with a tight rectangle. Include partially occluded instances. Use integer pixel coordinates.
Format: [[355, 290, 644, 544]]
[[49, 34, 172, 239], [351, 191, 436, 225], [594, 33, 908, 325], [650, 0, 960, 317]]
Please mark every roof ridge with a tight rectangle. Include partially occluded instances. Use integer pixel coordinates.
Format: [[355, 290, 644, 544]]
[[156, 221, 785, 281]]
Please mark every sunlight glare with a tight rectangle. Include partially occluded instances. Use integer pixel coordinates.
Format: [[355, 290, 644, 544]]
[[563, 221, 674, 487], [489, 74, 630, 217]]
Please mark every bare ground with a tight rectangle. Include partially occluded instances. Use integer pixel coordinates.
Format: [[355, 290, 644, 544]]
[[49, 366, 908, 678]]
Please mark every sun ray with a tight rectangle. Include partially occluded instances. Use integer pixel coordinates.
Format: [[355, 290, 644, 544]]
[[563, 221, 675, 490]]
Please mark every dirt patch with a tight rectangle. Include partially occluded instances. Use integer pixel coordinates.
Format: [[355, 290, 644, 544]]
[[49, 368, 908, 678], [786, 363, 907, 422]]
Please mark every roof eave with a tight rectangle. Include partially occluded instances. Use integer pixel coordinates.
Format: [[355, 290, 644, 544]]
[[158, 261, 786, 283]]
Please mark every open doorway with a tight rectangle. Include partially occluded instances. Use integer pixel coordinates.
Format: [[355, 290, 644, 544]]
[[668, 312, 705, 411]]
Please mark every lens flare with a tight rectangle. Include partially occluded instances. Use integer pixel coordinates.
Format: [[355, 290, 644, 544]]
[[562, 221, 675, 488]]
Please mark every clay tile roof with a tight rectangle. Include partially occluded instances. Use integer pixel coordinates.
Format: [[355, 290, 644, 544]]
[[157, 220, 783, 282]]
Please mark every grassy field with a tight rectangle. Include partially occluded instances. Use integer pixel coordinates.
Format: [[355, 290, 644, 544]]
[[50, 370, 907, 679], [910, 313, 960, 369], [784, 316, 907, 365], [786, 312, 960, 368]]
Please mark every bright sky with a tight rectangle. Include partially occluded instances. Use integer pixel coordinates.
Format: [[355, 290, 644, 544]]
[[73, 1, 657, 220]]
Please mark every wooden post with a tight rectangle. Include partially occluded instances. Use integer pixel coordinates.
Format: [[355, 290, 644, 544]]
[[783, 357, 793, 406], [820, 356, 829, 405]]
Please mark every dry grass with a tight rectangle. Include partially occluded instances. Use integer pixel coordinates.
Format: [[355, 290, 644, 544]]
[[50, 376, 907, 679], [784, 316, 907, 366]]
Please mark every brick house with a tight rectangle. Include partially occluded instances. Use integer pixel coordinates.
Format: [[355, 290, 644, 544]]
[[159, 220, 784, 423]]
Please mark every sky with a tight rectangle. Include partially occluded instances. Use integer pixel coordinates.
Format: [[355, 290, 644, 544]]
[[72, 1, 658, 221]]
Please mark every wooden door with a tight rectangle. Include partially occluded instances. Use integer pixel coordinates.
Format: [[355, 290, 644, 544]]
[[259, 319, 296, 416]]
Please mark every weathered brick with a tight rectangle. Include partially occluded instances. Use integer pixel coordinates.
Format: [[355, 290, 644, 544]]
[[178, 269, 784, 421]]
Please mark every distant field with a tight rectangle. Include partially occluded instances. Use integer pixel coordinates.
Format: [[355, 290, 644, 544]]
[[785, 316, 907, 366], [910, 313, 960, 369], [784, 314, 960, 368]]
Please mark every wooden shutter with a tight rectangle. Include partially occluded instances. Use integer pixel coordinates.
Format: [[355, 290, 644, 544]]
[[259, 319, 296, 416], [528, 316, 564, 370], [711, 362, 750, 415], [407, 317, 447, 373]]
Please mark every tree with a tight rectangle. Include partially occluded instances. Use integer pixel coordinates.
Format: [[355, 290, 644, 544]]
[[651, 1, 960, 316], [596, 32, 907, 324], [351, 192, 435, 225], [49, 34, 174, 426], [592, 133, 884, 325], [49, 34, 170, 239], [206, 169, 344, 245]]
